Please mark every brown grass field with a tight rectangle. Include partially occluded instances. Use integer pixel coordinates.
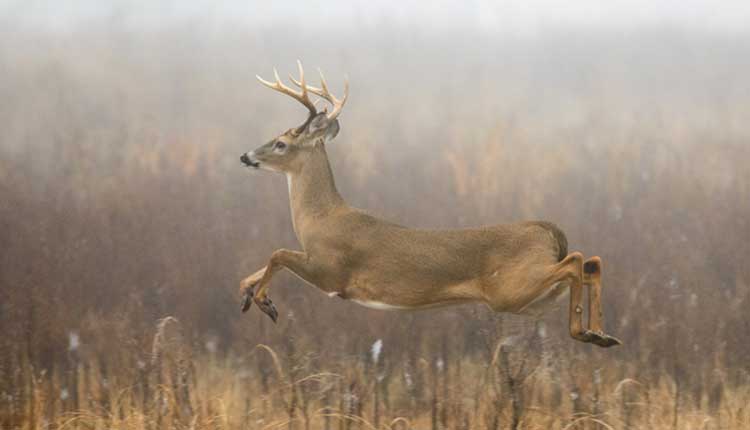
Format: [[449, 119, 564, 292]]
[[1, 11, 750, 430]]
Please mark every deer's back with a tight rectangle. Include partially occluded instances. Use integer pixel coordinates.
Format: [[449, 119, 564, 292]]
[[308, 208, 563, 284]]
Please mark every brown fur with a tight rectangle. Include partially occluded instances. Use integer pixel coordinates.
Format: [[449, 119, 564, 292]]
[[531, 221, 568, 262], [239, 67, 620, 347]]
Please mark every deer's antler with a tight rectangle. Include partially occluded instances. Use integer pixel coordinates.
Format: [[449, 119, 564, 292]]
[[256, 60, 317, 133], [290, 68, 349, 122]]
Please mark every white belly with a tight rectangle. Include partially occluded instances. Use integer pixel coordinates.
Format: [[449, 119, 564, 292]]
[[351, 299, 413, 311]]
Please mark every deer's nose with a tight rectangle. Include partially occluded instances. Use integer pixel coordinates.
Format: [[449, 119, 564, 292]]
[[240, 152, 260, 168]]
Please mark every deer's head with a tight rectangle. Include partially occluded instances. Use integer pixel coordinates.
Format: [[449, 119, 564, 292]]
[[241, 61, 348, 174]]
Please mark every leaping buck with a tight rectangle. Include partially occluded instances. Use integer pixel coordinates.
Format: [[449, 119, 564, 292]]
[[239, 61, 621, 347]]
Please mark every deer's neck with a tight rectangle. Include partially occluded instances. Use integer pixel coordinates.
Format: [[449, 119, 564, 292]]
[[287, 145, 345, 243]]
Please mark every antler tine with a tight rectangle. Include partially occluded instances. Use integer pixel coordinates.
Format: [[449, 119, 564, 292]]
[[273, 67, 282, 86], [318, 68, 330, 96], [289, 68, 349, 121], [256, 62, 317, 131], [296, 60, 308, 101], [334, 76, 349, 121], [256, 73, 277, 89]]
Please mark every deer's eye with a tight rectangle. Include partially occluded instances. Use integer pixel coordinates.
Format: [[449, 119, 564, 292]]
[[274, 141, 287, 150]]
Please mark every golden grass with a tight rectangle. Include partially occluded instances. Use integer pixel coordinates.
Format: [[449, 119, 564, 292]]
[[2, 317, 747, 430]]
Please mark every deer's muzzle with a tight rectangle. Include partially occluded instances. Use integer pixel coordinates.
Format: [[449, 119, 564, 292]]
[[240, 153, 260, 168]]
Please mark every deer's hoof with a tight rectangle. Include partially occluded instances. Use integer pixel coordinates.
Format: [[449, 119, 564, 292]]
[[585, 330, 622, 348], [240, 288, 254, 313], [256, 296, 278, 323]]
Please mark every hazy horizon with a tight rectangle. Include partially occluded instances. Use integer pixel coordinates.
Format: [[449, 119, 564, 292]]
[[4, 0, 750, 35]]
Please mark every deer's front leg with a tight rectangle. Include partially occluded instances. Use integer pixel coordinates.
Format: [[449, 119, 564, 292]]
[[239, 267, 266, 313], [250, 249, 312, 323]]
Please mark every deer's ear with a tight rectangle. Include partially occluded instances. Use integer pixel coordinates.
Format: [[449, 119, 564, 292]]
[[324, 119, 340, 141], [306, 113, 339, 141], [307, 113, 328, 134]]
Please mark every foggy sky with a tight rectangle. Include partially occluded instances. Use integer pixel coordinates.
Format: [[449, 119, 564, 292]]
[[3, 0, 750, 35]]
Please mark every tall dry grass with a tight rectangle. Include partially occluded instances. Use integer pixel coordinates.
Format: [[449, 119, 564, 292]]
[[4, 317, 749, 429], [1, 19, 749, 429]]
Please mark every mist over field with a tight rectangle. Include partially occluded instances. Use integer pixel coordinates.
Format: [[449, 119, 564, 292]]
[[1, 2, 749, 429]]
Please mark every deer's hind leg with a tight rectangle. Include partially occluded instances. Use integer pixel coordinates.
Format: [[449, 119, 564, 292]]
[[558, 252, 588, 341], [582, 257, 621, 347], [518, 252, 620, 347], [557, 253, 621, 347]]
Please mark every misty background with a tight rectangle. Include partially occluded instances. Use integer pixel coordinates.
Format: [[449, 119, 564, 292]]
[[1, 1, 749, 429]]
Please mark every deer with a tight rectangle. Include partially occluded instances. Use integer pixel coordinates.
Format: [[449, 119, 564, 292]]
[[239, 61, 621, 348]]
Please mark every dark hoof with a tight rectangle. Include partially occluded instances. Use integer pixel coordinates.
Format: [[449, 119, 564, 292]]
[[255, 296, 278, 323], [573, 330, 595, 343], [585, 330, 622, 348], [240, 288, 254, 313]]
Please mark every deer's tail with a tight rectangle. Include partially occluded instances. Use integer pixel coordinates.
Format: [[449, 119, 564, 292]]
[[533, 221, 568, 262]]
